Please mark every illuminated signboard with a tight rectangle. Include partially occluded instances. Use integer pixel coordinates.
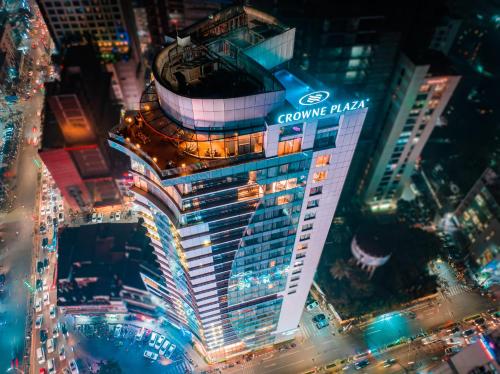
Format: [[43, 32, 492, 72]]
[[277, 91, 369, 124]]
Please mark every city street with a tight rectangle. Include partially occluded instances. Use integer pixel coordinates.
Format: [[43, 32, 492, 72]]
[[0, 91, 46, 371], [216, 285, 496, 374]]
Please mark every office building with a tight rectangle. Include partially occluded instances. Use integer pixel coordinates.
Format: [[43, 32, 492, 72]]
[[108, 6, 367, 360], [142, 0, 227, 47], [39, 46, 122, 210], [37, 0, 144, 109], [363, 51, 460, 211], [57, 222, 160, 318], [453, 168, 499, 289]]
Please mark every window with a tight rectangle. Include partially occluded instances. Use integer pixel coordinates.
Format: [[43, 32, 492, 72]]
[[278, 137, 301, 156], [307, 200, 319, 209], [296, 253, 306, 259], [316, 154, 331, 167], [288, 290, 296, 295], [300, 233, 311, 241], [310, 186, 323, 196], [313, 171, 327, 182], [304, 212, 316, 221], [297, 243, 308, 250], [302, 223, 313, 231]]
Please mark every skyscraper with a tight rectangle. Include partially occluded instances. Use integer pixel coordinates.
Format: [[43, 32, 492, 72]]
[[108, 6, 367, 360], [362, 51, 460, 211], [37, 0, 145, 109]]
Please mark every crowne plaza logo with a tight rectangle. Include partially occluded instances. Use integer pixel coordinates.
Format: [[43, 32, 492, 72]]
[[299, 91, 330, 106]]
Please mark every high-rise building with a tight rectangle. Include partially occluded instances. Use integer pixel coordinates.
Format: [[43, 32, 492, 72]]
[[142, 0, 228, 47], [363, 51, 460, 211], [108, 6, 367, 360], [37, 0, 144, 109], [39, 46, 123, 210], [453, 168, 499, 288]]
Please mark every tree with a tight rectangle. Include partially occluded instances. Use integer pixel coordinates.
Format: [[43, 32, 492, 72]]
[[329, 259, 351, 280], [97, 360, 122, 374]]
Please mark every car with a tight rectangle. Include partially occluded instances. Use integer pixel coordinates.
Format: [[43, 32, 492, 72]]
[[42, 237, 49, 247], [58, 212, 64, 223], [114, 324, 123, 338], [474, 317, 487, 330], [58, 203, 63, 211], [155, 335, 165, 349], [445, 337, 465, 346], [143, 350, 159, 361], [135, 327, 145, 341], [69, 359, 79, 373], [60, 322, 68, 336], [48, 358, 56, 373], [40, 224, 47, 233], [37, 347, 46, 364], [315, 318, 329, 329], [91, 213, 97, 223], [50, 305, 56, 319], [46, 215, 52, 224], [110, 212, 115, 221], [306, 300, 319, 311], [312, 314, 326, 323], [43, 292, 50, 305], [53, 206, 57, 214], [53, 217, 58, 227], [59, 347, 66, 360], [40, 329, 48, 343], [445, 346, 461, 355], [115, 212, 121, 221], [43, 278, 48, 291], [35, 316, 43, 329], [36, 279, 43, 292], [35, 297, 42, 312], [37, 261, 45, 274], [159, 339, 171, 356], [97, 213, 103, 222], [354, 359, 370, 370], [52, 325, 59, 338], [462, 328, 476, 337], [47, 338, 54, 353], [383, 358, 397, 367], [40, 368, 47, 374], [166, 343, 176, 358], [149, 332, 158, 347], [422, 335, 439, 344]]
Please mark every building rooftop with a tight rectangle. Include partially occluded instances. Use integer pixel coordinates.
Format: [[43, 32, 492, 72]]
[[57, 222, 159, 307], [354, 223, 394, 258]]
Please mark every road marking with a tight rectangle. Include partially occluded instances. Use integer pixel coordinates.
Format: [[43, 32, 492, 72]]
[[264, 363, 277, 368]]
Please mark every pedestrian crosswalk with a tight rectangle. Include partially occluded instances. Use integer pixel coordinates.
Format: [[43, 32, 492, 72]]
[[444, 283, 470, 297]]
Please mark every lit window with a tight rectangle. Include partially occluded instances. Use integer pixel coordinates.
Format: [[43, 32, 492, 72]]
[[277, 195, 292, 205], [297, 243, 308, 250], [313, 171, 327, 182], [310, 186, 323, 196], [278, 137, 302, 156], [307, 200, 319, 209], [316, 154, 331, 167]]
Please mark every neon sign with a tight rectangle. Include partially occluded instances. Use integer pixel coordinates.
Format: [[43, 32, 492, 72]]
[[299, 91, 330, 106], [277, 96, 369, 124]]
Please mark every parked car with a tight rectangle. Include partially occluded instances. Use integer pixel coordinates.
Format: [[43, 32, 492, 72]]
[[306, 300, 319, 311], [59, 347, 66, 361], [354, 359, 370, 370], [143, 350, 159, 361], [35, 316, 43, 329], [155, 335, 165, 350], [37, 347, 46, 364], [159, 339, 171, 356], [69, 359, 79, 373], [114, 324, 122, 338], [35, 297, 42, 313], [50, 305, 56, 319], [39, 329, 48, 343], [166, 343, 176, 358], [149, 332, 158, 348]]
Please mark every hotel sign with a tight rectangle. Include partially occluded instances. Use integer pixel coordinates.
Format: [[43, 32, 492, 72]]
[[277, 91, 368, 124]]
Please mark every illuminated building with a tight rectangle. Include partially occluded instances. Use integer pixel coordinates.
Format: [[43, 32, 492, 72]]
[[37, 0, 144, 109], [363, 51, 460, 211], [108, 6, 367, 360], [39, 46, 122, 210], [453, 168, 499, 289]]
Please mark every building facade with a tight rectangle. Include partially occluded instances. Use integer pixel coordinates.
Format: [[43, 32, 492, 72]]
[[453, 168, 499, 289], [37, 0, 144, 109], [108, 6, 367, 360], [363, 52, 460, 211]]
